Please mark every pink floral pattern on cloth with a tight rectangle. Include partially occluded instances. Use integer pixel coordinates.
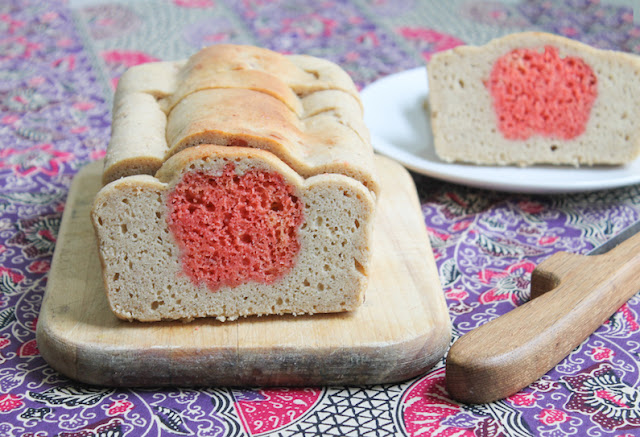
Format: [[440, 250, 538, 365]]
[[477, 260, 536, 306], [397, 27, 465, 61], [0, 144, 74, 177], [101, 49, 160, 89], [562, 363, 640, 431], [1, 0, 640, 435], [233, 388, 323, 434], [173, 0, 216, 8]]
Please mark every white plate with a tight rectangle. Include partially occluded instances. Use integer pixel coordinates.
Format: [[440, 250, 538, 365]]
[[360, 67, 640, 194]]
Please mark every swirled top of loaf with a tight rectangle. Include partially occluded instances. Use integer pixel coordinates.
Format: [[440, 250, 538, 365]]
[[102, 44, 378, 195]]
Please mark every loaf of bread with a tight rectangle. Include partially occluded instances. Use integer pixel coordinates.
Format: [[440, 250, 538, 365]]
[[427, 32, 640, 166], [92, 44, 378, 322]]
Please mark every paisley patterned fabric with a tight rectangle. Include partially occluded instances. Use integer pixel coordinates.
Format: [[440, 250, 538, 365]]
[[2, 0, 640, 435]]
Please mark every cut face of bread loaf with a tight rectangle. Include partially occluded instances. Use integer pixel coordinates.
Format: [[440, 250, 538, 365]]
[[93, 146, 375, 322], [427, 32, 640, 166], [92, 44, 377, 322]]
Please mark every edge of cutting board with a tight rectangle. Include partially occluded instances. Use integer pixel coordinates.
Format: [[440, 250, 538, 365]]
[[36, 156, 451, 387]]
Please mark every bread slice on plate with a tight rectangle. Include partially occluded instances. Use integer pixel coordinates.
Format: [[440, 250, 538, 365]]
[[427, 32, 640, 166]]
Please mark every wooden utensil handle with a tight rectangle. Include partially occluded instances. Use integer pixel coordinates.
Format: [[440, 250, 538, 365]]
[[445, 231, 640, 404]]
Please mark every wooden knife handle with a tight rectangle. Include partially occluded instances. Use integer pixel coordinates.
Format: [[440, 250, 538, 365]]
[[445, 230, 640, 404]]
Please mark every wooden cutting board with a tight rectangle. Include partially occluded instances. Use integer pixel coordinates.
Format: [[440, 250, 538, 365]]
[[37, 156, 451, 387]]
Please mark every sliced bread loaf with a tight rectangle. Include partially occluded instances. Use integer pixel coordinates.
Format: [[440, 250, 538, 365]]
[[93, 44, 377, 322]]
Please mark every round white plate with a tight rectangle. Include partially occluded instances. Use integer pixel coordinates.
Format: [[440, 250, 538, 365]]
[[360, 67, 640, 194]]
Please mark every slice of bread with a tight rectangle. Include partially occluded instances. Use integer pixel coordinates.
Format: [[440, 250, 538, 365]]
[[427, 32, 640, 166], [93, 44, 377, 322], [92, 145, 375, 322]]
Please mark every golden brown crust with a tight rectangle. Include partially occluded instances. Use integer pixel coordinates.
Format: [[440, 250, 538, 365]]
[[165, 88, 379, 194], [287, 54, 361, 102], [161, 68, 304, 116], [102, 44, 378, 195], [155, 144, 304, 186], [159, 44, 361, 115], [103, 92, 168, 185], [113, 60, 184, 100]]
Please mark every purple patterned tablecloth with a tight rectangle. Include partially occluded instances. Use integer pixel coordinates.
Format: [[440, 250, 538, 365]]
[[2, 0, 640, 435]]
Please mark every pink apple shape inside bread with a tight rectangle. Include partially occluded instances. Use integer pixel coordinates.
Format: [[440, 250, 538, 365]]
[[167, 162, 304, 290]]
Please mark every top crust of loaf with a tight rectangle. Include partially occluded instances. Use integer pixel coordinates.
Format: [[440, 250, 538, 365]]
[[160, 44, 361, 115], [427, 32, 640, 166], [432, 32, 640, 63], [155, 143, 305, 187], [103, 44, 377, 194]]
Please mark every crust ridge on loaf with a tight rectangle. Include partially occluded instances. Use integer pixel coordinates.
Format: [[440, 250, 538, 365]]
[[427, 32, 640, 167], [92, 145, 376, 322], [102, 44, 377, 195]]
